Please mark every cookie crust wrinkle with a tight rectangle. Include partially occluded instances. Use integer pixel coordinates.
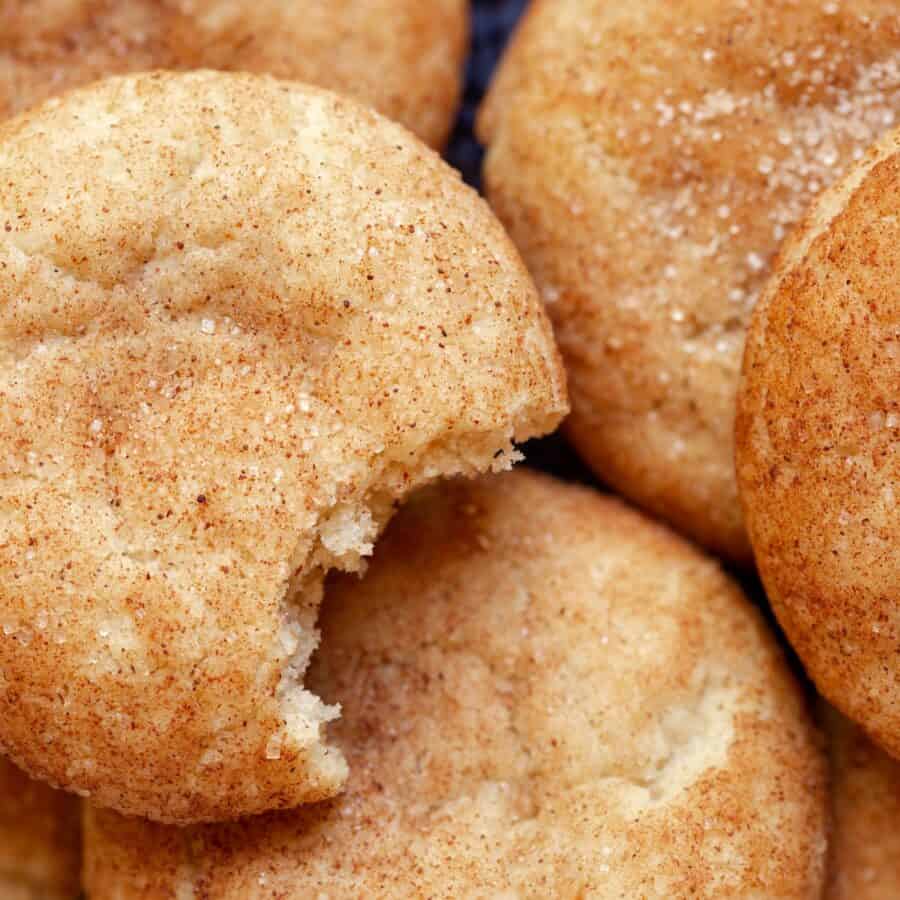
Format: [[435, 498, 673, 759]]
[[0, 0, 468, 147], [0, 71, 567, 824], [479, 0, 900, 562], [736, 126, 900, 760], [84, 471, 825, 899]]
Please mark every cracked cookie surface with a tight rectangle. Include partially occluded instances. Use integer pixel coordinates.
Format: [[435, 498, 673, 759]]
[[0, 71, 567, 824], [84, 471, 826, 898]]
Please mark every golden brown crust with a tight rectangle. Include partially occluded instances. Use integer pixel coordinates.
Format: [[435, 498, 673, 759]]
[[0, 757, 80, 900], [0, 0, 468, 147], [84, 471, 826, 899], [824, 706, 900, 900], [0, 71, 567, 824], [736, 126, 900, 757], [479, 0, 900, 562]]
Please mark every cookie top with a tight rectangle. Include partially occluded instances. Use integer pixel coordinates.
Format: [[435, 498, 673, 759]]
[[83, 471, 826, 898], [0, 0, 467, 147], [736, 126, 900, 757], [824, 707, 900, 900], [0, 758, 80, 900], [479, 0, 900, 562], [0, 71, 567, 824]]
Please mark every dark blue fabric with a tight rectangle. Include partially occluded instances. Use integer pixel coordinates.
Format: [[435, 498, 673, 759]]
[[445, 0, 529, 188]]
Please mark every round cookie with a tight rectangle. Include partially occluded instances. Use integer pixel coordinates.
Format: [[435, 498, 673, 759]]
[[83, 471, 826, 898], [824, 706, 900, 900], [736, 128, 900, 757], [0, 0, 467, 147], [478, 0, 900, 562], [0, 758, 80, 900], [0, 71, 567, 824]]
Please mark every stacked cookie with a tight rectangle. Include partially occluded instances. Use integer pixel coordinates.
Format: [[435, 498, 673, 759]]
[[82, 472, 826, 897], [1, 0, 468, 148], [479, 1, 900, 896], [0, 1, 896, 897]]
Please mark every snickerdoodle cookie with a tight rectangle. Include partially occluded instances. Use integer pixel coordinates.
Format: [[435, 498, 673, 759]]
[[84, 471, 826, 899], [0, 0, 467, 146], [824, 707, 900, 900], [0, 71, 566, 824], [0, 758, 80, 900], [737, 127, 900, 759], [479, 0, 900, 561]]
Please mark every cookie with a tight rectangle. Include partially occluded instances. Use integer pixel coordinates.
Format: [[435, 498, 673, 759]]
[[0, 758, 80, 900], [0, 71, 567, 824], [83, 471, 826, 898], [824, 707, 900, 900], [736, 127, 900, 758], [479, 0, 900, 561], [0, 0, 467, 147]]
